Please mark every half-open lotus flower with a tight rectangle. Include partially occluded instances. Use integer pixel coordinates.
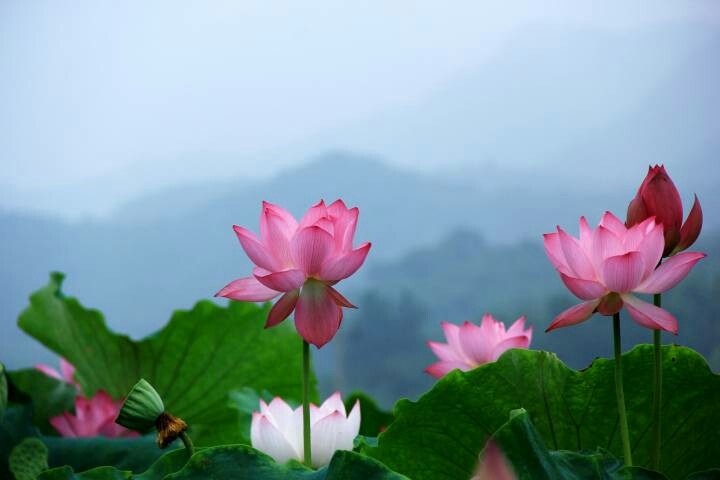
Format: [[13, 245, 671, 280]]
[[544, 212, 705, 334], [627, 164, 702, 256], [216, 200, 371, 347], [471, 440, 517, 480], [36, 359, 137, 438], [425, 315, 532, 379], [251, 392, 360, 468]]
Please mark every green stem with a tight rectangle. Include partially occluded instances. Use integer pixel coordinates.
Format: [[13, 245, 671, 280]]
[[613, 312, 633, 466], [651, 293, 662, 470], [179, 431, 195, 457], [302, 339, 312, 467]]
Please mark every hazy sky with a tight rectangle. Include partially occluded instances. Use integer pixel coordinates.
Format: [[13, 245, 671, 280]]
[[1, 1, 719, 214]]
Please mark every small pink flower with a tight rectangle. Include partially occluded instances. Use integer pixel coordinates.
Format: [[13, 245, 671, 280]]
[[471, 440, 517, 480], [50, 392, 138, 438], [216, 200, 371, 347], [251, 392, 360, 467], [36, 359, 137, 438], [544, 212, 705, 333], [425, 315, 532, 379]]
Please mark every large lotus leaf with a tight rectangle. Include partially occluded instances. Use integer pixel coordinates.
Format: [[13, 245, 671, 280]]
[[490, 409, 666, 479], [366, 345, 720, 480], [37, 446, 407, 480], [17, 273, 318, 446]]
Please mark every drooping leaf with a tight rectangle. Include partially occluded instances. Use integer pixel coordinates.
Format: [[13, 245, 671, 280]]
[[7, 369, 76, 434], [366, 346, 720, 480], [17, 273, 318, 446], [9, 437, 49, 480], [488, 409, 666, 479], [344, 391, 394, 437]]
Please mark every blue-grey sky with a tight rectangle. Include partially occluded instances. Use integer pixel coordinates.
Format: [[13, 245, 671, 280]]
[[1, 1, 719, 217]]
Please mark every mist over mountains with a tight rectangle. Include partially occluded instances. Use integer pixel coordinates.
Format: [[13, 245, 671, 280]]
[[3, 23, 719, 218], [311, 25, 719, 180]]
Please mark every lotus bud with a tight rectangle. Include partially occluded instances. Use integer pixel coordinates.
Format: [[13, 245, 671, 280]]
[[626, 165, 703, 256]]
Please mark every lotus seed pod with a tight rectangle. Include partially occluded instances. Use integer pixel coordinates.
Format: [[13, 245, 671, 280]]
[[116, 378, 165, 431]]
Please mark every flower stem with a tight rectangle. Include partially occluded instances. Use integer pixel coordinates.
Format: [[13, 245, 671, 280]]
[[179, 431, 195, 457], [613, 312, 633, 466], [651, 293, 662, 470], [302, 339, 312, 467]]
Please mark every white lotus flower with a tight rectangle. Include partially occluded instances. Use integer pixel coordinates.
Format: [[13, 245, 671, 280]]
[[251, 392, 361, 467]]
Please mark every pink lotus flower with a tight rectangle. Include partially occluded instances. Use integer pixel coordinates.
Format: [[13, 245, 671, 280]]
[[627, 165, 702, 256], [425, 315, 532, 379], [544, 212, 705, 334], [251, 392, 360, 467], [216, 200, 371, 347], [471, 440, 517, 480], [36, 359, 137, 438]]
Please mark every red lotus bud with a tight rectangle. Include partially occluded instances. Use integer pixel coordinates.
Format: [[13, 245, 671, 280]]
[[626, 165, 701, 256]]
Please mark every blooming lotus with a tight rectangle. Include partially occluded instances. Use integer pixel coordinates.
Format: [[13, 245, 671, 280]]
[[627, 164, 702, 256], [216, 200, 371, 347], [36, 359, 137, 438], [544, 212, 705, 333], [425, 314, 532, 379], [251, 392, 360, 467]]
